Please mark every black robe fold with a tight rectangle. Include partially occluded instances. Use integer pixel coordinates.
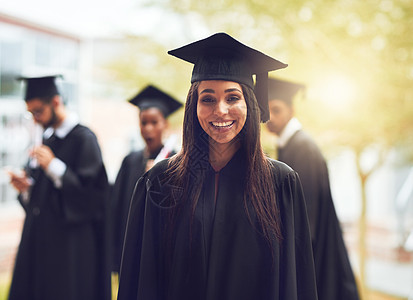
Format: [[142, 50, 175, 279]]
[[278, 129, 360, 300], [8, 124, 111, 300], [111, 148, 175, 272], [118, 150, 318, 300]]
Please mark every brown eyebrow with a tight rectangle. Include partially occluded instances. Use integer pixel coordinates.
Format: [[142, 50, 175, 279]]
[[200, 88, 215, 94], [199, 88, 242, 94], [225, 88, 242, 93]]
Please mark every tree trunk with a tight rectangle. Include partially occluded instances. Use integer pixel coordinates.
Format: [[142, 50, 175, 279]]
[[355, 148, 387, 300], [358, 171, 368, 300], [354, 149, 370, 300]]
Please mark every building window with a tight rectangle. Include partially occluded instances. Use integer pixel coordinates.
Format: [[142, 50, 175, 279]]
[[0, 41, 23, 97]]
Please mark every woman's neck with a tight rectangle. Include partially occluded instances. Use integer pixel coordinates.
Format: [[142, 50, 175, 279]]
[[145, 144, 164, 159], [209, 138, 241, 172]]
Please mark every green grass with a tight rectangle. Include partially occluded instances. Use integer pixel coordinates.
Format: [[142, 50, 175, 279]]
[[0, 273, 119, 300], [0, 275, 10, 300]]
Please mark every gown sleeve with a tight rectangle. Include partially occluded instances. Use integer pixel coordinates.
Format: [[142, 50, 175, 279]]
[[110, 157, 130, 272], [276, 165, 319, 300], [59, 128, 108, 223], [117, 174, 148, 300], [110, 152, 145, 272]]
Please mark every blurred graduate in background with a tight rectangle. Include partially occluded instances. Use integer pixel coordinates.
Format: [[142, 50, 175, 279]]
[[110, 84, 182, 275], [266, 77, 360, 300], [8, 75, 111, 300]]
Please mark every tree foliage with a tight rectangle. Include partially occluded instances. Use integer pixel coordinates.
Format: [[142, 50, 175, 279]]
[[107, 0, 413, 163]]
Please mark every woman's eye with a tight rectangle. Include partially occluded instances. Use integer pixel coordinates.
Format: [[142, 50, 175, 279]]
[[201, 96, 215, 103], [228, 95, 240, 102]]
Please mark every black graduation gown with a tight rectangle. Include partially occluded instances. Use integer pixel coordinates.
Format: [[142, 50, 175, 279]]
[[278, 129, 359, 300], [118, 150, 318, 300], [8, 125, 111, 300], [110, 148, 175, 272]]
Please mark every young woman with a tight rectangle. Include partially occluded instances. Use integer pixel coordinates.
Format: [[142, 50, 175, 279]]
[[111, 85, 182, 273], [117, 33, 318, 300]]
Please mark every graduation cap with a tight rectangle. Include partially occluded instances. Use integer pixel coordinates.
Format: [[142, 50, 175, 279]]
[[268, 77, 306, 106], [17, 75, 63, 101], [129, 85, 183, 118], [167, 32, 288, 122]]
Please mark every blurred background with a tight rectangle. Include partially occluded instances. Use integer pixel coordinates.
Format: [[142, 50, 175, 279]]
[[0, 0, 412, 299]]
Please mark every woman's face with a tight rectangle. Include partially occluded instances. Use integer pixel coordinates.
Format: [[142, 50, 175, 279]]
[[139, 107, 167, 153], [197, 80, 247, 145]]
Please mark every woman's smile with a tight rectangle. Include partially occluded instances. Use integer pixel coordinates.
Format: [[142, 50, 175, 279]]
[[210, 120, 235, 129]]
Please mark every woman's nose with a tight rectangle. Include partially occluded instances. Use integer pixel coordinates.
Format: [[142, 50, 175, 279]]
[[141, 124, 153, 133], [214, 100, 228, 115]]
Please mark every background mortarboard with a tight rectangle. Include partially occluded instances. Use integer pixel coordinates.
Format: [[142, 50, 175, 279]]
[[168, 32, 288, 122], [128, 85, 182, 118], [17, 75, 63, 101], [268, 77, 306, 106]]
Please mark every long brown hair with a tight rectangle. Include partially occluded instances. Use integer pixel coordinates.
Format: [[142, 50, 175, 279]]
[[166, 81, 282, 243]]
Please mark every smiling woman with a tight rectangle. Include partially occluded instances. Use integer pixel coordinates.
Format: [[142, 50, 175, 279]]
[[118, 32, 318, 300]]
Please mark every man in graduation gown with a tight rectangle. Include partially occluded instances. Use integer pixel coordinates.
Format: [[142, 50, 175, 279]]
[[266, 77, 360, 300], [111, 85, 182, 274], [8, 75, 111, 300]]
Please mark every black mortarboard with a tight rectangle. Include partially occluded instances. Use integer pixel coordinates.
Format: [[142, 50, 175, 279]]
[[268, 77, 306, 106], [167, 32, 288, 122], [128, 85, 183, 118], [17, 75, 62, 101]]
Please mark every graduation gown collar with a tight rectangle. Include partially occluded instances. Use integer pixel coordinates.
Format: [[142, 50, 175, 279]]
[[43, 113, 79, 139], [206, 147, 245, 176], [277, 117, 302, 149]]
